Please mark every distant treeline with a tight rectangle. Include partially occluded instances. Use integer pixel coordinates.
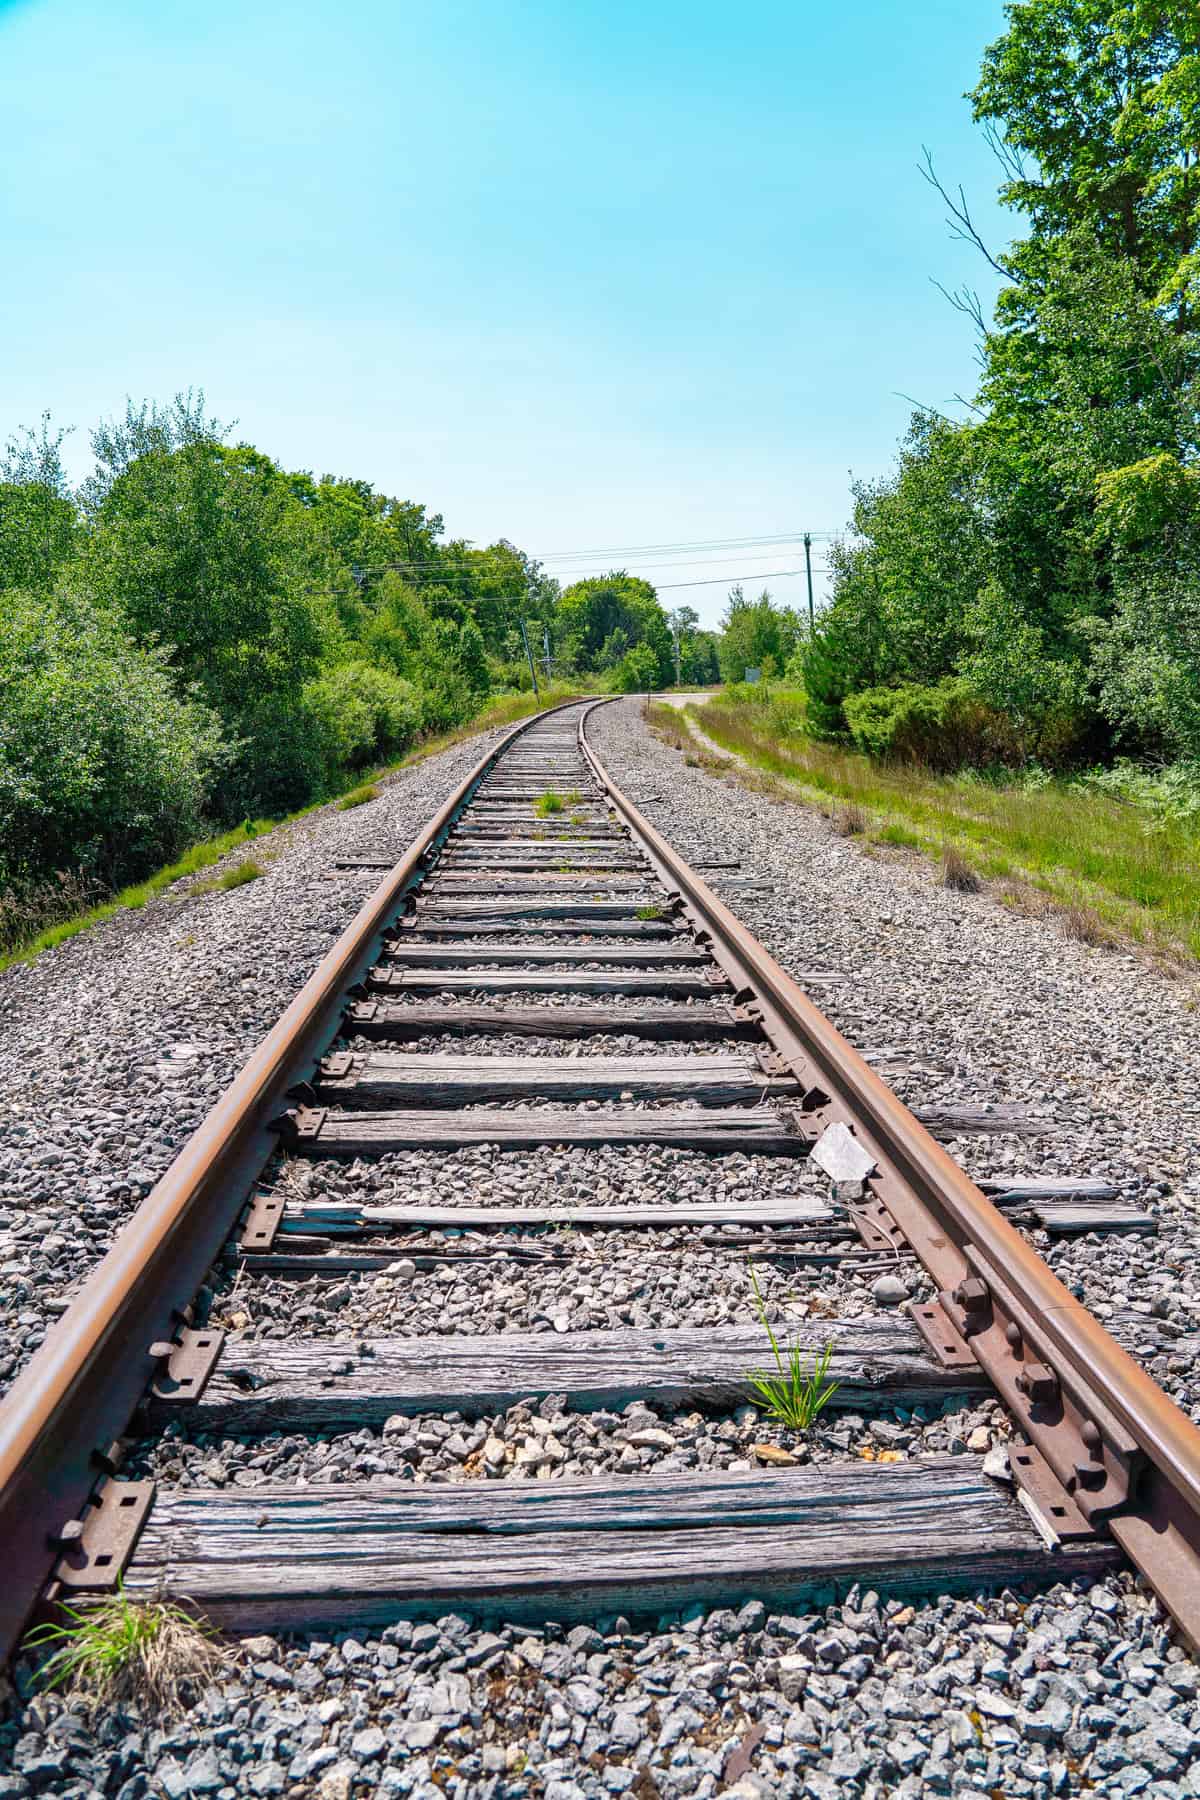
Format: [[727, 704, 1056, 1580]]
[[0, 396, 719, 912]]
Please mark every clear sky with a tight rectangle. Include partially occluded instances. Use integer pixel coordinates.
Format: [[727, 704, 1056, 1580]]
[[0, 0, 1012, 624]]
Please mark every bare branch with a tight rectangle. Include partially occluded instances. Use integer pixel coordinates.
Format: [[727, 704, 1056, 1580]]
[[892, 391, 963, 427], [931, 277, 987, 336], [982, 119, 1027, 186], [919, 146, 1020, 283]]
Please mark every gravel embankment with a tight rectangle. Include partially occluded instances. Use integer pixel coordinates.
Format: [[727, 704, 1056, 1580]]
[[3, 698, 1200, 1798]]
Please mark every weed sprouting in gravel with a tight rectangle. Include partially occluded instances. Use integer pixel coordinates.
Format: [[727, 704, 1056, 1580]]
[[535, 791, 564, 816], [635, 904, 666, 921], [745, 1264, 839, 1431], [26, 1585, 231, 1715]]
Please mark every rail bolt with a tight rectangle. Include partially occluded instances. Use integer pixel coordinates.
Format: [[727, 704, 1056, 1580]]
[[1015, 1362, 1059, 1405], [953, 1277, 990, 1328]]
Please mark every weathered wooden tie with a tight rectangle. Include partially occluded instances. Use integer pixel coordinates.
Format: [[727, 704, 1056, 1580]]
[[276, 1104, 805, 1157], [275, 1194, 836, 1233], [344, 1001, 761, 1040], [363, 971, 729, 998], [376, 944, 713, 968], [146, 1320, 989, 1433], [313, 1052, 798, 1108], [121, 1458, 1116, 1629]]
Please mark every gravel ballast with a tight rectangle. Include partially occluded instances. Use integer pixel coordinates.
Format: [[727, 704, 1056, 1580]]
[[2, 697, 1200, 1798]]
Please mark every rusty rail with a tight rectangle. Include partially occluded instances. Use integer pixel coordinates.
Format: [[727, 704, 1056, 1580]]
[[0, 701, 579, 1660], [580, 697, 1200, 1645]]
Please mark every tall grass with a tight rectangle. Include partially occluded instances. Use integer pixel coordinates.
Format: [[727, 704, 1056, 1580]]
[[649, 695, 1200, 962]]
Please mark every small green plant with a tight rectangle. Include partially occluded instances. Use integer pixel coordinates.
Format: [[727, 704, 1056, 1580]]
[[535, 790, 565, 816], [745, 1264, 839, 1430], [25, 1585, 229, 1713], [635, 904, 666, 921], [193, 858, 264, 895], [338, 782, 379, 810]]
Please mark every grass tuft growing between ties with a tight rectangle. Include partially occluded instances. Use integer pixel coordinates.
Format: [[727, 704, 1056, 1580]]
[[535, 790, 565, 817], [745, 1265, 840, 1431], [26, 1586, 231, 1715]]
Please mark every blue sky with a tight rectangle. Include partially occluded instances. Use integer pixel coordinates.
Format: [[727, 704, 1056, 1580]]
[[0, 0, 1012, 623]]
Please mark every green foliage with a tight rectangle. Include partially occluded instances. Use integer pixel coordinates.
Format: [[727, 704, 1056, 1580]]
[[85, 439, 334, 721], [302, 661, 424, 774], [25, 1582, 227, 1714], [192, 858, 264, 895], [816, 8, 1200, 773], [556, 572, 673, 685], [718, 586, 802, 683], [338, 782, 379, 809], [745, 1265, 839, 1432], [535, 790, 564, 816], [0, 586, 223, 891], [609, 640, 661, 692], [843, 679, 1024, 771]]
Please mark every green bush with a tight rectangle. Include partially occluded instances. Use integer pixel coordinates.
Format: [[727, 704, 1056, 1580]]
[[0, 586, 223, 888], [211, 694, 328, 819], [843, 679, 1024, 771], [609, 641, 661, 692], [302, 661, 424, 773]]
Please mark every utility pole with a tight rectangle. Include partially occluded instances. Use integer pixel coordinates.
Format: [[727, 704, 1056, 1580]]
[[543, 624, 553, 683], [519, 617, 540, 701], [672, 621, 682, 687], [803, 532, 815, 631]]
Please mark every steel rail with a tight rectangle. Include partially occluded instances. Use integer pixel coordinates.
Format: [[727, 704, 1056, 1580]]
[[0, 700, 582, 1660], [580, 697, 1200, 1643]]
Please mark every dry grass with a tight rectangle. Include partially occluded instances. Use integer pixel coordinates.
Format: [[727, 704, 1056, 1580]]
[[831, 802, 868, 837], [1060, 902, 1117, 948], [26, 1588, 231, 1716], [939, 844, 982, 893]]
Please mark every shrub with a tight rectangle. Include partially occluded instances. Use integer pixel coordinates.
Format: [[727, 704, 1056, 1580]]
[[302, 661, 424, 774], [0, 586, 223, 891], [609, 642, 661, 693], [212, 694, 327, 820], [843, 678, 1023, 771]]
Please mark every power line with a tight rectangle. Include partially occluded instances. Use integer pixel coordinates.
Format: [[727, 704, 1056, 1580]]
[[651, 568, 829, 591], [350, 548, 836, 579], [537, 531, 840, 561]]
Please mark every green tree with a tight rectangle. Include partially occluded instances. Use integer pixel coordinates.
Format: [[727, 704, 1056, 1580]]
[[971, 0, 1200, 319], [0, 584, 223, 889], [717, 587, 801, 682], [555, 573, 672, 684], [0, 413, 79, 590], [85, 439, 334, 722]]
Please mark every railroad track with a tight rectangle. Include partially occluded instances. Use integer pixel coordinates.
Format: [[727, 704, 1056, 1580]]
[[2, 696, 1200, 1662]]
